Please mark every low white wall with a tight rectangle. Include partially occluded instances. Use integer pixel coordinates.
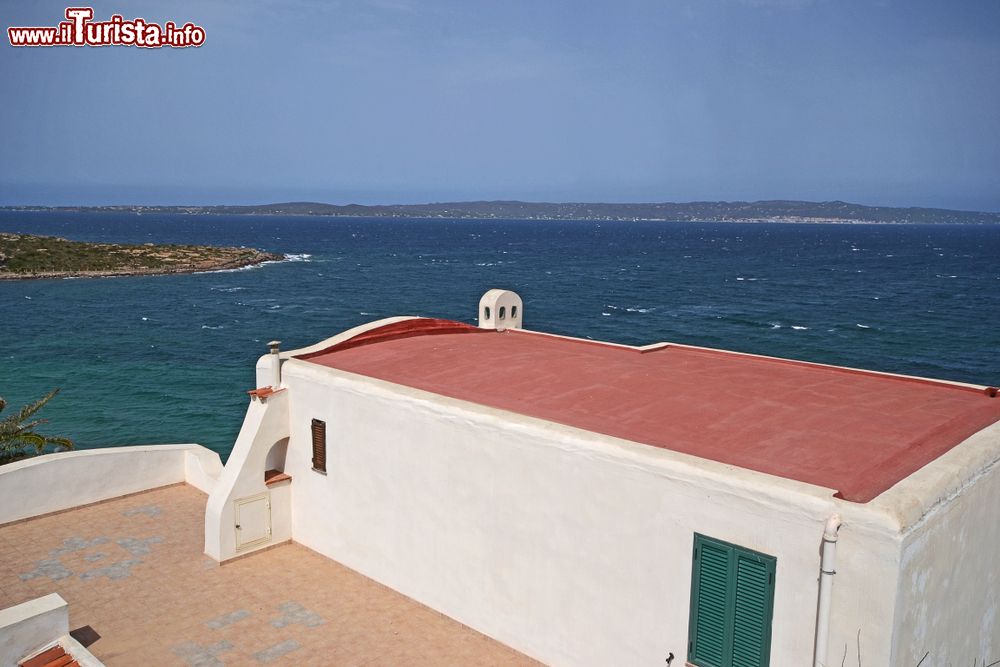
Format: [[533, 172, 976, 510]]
[[0, 444, 222, 525], [281, 361, 902, 667], [0, 594, 68, 665]]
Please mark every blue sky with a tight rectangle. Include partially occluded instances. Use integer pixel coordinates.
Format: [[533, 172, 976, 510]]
[[1, 0, 998, 209]]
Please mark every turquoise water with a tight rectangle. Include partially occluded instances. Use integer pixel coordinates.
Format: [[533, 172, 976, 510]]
[[1, 211, 998, 460]]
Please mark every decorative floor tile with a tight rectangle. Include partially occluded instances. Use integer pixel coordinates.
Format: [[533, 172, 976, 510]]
[[205, 609, 251, 629], [123, 504, 163, 518], [253, 639, 301, 664], [1, 484, 536, 666], [79, 558, 143, 581], [172, 639, 233, 667], [116, 535, 164, 556], [269, 601, 324, 629]]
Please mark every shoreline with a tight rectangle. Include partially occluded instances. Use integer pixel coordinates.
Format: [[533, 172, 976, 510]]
[[0, 251, 284, 281]]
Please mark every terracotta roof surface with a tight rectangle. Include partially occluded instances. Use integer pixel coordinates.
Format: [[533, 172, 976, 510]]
[[300, 318, 1000, 503]]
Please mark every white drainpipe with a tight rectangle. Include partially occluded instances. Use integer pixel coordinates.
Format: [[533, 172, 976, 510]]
[[814, 514, 843, 667], [268, 340, 282, 388]]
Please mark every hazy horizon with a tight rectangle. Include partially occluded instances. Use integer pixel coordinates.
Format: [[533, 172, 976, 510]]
[[3, 196, 1000, 215], [2, 1, 999, 211]]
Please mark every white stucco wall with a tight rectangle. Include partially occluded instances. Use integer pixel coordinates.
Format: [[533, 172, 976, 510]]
[[205, 390, 291, 561], [889, 423, 1000, 666], [0, 444, 222, 525], [279, 360, 904, 667], [0, 594, 105, 666], [0, 594, 68, 665]]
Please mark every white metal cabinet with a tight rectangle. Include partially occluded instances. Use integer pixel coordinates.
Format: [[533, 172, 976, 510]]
[[234, 492, 272, 551]]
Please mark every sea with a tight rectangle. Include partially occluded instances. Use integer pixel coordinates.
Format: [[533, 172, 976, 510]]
[[1, 211, 998, 461]]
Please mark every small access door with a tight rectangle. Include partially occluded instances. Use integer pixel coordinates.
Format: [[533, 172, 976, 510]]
[[234, 492, 271, 551]]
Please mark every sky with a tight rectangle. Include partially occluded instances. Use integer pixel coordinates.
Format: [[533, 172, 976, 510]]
[[1, 0, 998, 210]]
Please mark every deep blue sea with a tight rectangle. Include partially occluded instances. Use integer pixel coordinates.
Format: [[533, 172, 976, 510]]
[[1, 211, 998, 461]]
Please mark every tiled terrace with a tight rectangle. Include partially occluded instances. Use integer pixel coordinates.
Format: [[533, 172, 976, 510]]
[[0, 484, 538, 666]]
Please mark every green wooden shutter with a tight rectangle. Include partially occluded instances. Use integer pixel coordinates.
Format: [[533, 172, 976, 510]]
[[690, 538, 731, 667], [689, 535, 776, 667], [731, 548, 775, 667]]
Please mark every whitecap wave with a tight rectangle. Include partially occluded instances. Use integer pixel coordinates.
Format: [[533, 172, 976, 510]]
[[196, 253, 307, 276], [199, 263, 269, 275]]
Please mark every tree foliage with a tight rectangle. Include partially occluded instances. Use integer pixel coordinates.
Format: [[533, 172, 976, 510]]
[[0, 389, 73, 463]]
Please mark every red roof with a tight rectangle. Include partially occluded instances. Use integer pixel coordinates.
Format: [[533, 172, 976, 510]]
[[299, 318, 1000, 503]]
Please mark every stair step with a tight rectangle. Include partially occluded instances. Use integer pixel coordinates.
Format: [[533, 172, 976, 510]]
[[19, 646, 65, 667], [42, 654, 76, 667]]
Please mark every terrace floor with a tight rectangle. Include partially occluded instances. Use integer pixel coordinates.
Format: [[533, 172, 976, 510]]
[[0, 484, 538, 666]]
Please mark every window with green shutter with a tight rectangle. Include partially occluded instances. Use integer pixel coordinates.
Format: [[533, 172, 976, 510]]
[[688, 534, 776, 667]]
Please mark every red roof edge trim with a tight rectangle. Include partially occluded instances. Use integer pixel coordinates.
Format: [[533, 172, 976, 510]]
[[295, 318, 485, 360], [672, 344, 992, 395], [837, 409, 1000, 503], [514, 328, 989, 396]]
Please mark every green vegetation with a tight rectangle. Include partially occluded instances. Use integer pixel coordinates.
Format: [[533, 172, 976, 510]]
[[0, 389, 73, 464], [0, 233, 282, 279]]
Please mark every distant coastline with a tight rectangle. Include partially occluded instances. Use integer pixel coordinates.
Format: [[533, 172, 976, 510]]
[[0, 233, 283, 280], [3, 199, 999, 224]]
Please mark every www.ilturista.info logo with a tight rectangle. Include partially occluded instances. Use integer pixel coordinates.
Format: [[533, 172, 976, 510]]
[[8, 7, 205, 48]]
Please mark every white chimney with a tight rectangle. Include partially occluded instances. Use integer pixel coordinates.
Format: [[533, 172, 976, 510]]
[[478, 289, 523, 330], [268, 340, 282, 387]]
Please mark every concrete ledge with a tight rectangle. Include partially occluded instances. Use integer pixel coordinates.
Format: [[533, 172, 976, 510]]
[[0, 444, 223, 524], [0, 593, 68, 665], [59, 633, 105, 667]]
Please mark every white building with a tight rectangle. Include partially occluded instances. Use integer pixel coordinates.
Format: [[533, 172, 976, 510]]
[[202, 289, 1000, 667], [3, 289, 999, 666]]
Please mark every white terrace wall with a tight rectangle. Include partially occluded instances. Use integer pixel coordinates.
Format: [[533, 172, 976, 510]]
[[0, 593, 105, 667], [0, 444, 222, 525], [280, 360, 903, 667], [0, 594, 68, 665], [890, 423, 1000, 666]]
